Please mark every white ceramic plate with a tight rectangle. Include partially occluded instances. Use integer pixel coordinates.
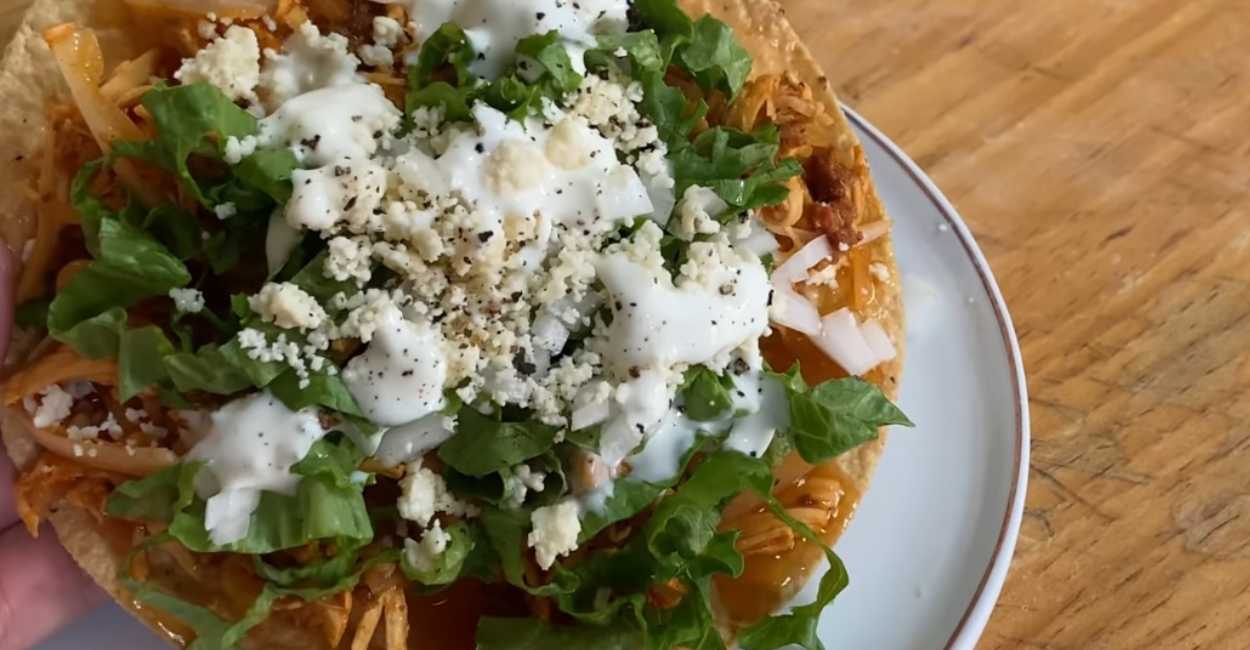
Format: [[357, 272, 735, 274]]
[[37, 110, 1029, 650]]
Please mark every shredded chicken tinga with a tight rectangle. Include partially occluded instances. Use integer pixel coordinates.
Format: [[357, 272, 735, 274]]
[[0, 0, 908, 647]]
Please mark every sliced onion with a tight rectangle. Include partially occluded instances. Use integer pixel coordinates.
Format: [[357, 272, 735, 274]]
[[570, 397, 610, 432], [265, 212, 302, 276], [773, 234, 832, 284], [770, 288, 821, 335], [44, 25, 145, 150], [860, 319, 898, 365], [371, 413, 453, 468], [857, 220, 891, 247], [813, 308, 877, 376]]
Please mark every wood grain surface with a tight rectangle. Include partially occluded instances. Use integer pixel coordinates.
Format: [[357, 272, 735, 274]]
[[2, 1, 1249, 649]]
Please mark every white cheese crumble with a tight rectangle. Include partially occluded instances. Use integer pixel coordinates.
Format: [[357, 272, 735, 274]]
[[168, 287, 206, 314], [358, 44, 394, 68], [398, 461, 478, 527], [373, 16, 405, 48], [404, 520, 451, 573], [259, 21, 362, 109], [174, 26, 261, 102], [503, 464, 547, 509], [806, 264, 839, 288], [528, 500, 582, 570], [213, 202, 238, 220], [249, 282, 327, 330], [325, 236, 373, 284], [673, 186, 726, 240], [28, 385, 73, 428]]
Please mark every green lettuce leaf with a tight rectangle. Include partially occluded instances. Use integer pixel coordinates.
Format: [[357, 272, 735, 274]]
[[438, 408, 560, 477], [112, 83, 258, 205], [106, 462, 200, 522], [735, 503, 850, 650], [48, 212, 191, 357], [122, 578, 280, 650], [679, 366, 733, 421], [773, 365, 913, 464], [163, 343, 255, 394], [679, 16, 751, 98], [118, 325, 176, 401], [225, 148, 298, 205], [286, 250, 359, 304], [412, 22, 476, 87], [267, 370, 364, 417], [107, 439, 372, 555], [632, 0, 694, 38], [516, 31, 582, 93], [478, 506, 577, 596], [643, 451, 770, 578], [670, 125, 801, 209]]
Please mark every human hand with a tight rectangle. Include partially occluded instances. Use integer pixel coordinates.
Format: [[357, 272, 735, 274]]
[[0, 244, 106, 650]]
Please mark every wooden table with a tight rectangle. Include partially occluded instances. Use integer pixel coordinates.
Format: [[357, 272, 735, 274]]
[[777, 1, 1250, 648], [3, 1, 1249, 648]]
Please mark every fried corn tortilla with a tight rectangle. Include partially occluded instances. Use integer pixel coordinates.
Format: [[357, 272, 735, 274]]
[[0, 0, 904, 646]]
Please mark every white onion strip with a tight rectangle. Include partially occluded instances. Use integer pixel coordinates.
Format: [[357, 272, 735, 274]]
[[770, 288, 822, 335], [856, 220, 891, 247], [813, 308, 877, 376], [773, 235, 832, 283], [860, 319, 898, 365]]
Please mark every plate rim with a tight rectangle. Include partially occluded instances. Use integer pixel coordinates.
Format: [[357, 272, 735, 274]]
[[842, 107, 1031, 649]]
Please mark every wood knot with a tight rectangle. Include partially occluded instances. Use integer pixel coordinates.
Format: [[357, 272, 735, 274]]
[[1173, 492, 1250, 559]]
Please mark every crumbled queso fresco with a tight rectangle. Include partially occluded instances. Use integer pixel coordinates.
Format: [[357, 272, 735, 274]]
[[171, 14, 784, 559]]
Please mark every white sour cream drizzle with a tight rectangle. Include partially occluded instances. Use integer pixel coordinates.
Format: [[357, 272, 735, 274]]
[[388, 0, 629, 77], [342, 305, 448, 426], [723, 372, 789, 458], [373, 413, 456, 467], [595, 254, 771, 374], [398, 104, 652, 244], [186, 392, 327, 545], [259, 83, 401, 167], [581, 371, 786, 515]]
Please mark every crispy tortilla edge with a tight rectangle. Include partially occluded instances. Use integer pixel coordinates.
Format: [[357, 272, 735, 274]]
[[678, 0, 905, 497]]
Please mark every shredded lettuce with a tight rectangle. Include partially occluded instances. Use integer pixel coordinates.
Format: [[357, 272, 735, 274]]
[[112, 83, 258, 205], [47, 202, 191, 358], [670, 124, 802, 209], [678, 366, 735, 421], [107, 438, 373, 555], [771, 364, 914, 464], [118, 325, 178, 401], [400, 521, 476, 586], [406, 24, 584, 123], [438, 408, 560, 477]]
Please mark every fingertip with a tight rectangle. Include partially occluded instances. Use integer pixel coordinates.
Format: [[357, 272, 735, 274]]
[[0, 524, 105, 650]]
